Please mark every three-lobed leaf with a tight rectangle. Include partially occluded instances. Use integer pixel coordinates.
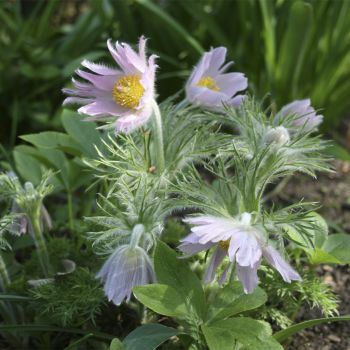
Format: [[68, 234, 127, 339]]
[[133, 284, 188, 319], [202, 317, 283, 350], [206, 282, 267, 324], [153, 241, 207, 321], [123, 324, 178, 350]]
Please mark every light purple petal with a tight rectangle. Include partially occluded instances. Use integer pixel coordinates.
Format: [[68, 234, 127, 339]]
[[205, 47, 228, 76], [81, 60, 120, 75], [215, 73, 248, 97], [275, 99, 322, 131], [218, 262, 232, 285], [76, 69, 119, 91], [263, 245, 301, 283], [114, 103, 153, 133], [236, 262, 260, 294], [97, 245, 154, 306], [204, 246, 226, 283], [227, 230, 261, 266], [78, 100, 128, 117]]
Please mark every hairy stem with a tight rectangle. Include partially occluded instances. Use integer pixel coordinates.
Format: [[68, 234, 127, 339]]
[[29, 211, 51, 277], [151, 100, 165, 172]]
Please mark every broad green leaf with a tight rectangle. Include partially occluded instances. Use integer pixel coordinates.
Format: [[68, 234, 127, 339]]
[[154, 241, 206, 320], [123, 324, 178, 350], [20, 132, 83, 156], [308, 247, 341, 265], [133, 284, 187, 318], [110, 338, 124, 350], [61, 109, 102, 157], [321, 234, 350, 263], [202, 318, 283, 350], [207, 282, 267, 323], [274, 315, 350, 342], [13, 148, 42, 185]]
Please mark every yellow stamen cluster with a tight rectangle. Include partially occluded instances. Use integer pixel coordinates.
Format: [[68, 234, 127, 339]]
[[196, 76, 220, 91], [112, 75, 145, 109], [219, 240, 230, 251]]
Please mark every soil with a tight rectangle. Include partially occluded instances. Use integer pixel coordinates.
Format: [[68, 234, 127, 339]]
[[271, 160, 350, 350]]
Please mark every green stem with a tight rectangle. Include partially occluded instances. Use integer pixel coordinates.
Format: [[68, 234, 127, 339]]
[[67, 191, 74, 232], [0, 255, 10, 290], [30, 212, 51, 277], [151, 100, 165, 172]]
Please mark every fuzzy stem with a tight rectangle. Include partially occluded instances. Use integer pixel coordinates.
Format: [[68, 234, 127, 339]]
[[0, 254, 10, 290], [151, 100, 165, 172], [29, 211, 51, 277]]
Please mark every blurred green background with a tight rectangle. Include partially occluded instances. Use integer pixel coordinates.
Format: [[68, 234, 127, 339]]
[[1, 0, 350, 153]]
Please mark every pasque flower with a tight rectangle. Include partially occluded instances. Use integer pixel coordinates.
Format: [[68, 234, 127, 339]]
[[275, 99, 323, 132], [179, 213, 301, 293], [97, 244, 155, 305], [96, 224, 156, 305], [63, 36, 157, 133], [185, 47, 247, 109]]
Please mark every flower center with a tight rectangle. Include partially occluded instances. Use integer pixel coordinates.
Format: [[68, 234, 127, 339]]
[[219, 240, 230, 251], [196, 76, 220, 91], [112, 75, 145, 109]]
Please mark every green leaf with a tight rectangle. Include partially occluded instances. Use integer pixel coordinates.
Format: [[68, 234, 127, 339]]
[[207, 282, 267, 323], [274, 315, 350, 342], [133, 284, 188, 318], [154, 241, 207, 320], [110, 338, 125, 350], [325, 143, 350, 161], [276, 1, 313, 97], [61, 109, 102, 157], [20, 132, 83, 156], [135, 0, 203, 55], [0, 324, 114, 341], [321, 234, 350, 263], [123, 324, 178, 350], [202, 318, 283, 350], [64, 334, 95, 350], [0, 294, 33, 302], [13, 148, 42, 185]]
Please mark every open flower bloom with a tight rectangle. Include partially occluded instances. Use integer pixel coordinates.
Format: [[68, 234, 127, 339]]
[[63, 36, 157, 133], [185, 47, 247, 110], [275, 99, 323, 132], [97, 244, 155, 305], [179, 213, 301, 293]]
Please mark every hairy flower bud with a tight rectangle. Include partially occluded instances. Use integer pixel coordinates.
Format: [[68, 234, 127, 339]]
[[265, 126, 290, 146]]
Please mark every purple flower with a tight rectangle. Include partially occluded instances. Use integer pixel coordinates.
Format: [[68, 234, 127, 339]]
[[97, 244, 155, 305], [185, 47, 247, 110], [63, 36, 157, 133], [179, 213, 300, 293], [275, 99, 323, 132]]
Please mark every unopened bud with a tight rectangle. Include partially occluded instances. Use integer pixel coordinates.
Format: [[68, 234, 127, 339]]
[[265, 126, 290, 146]]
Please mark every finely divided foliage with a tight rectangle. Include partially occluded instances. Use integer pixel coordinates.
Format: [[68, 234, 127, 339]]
[[0, 36, 346, 349]]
